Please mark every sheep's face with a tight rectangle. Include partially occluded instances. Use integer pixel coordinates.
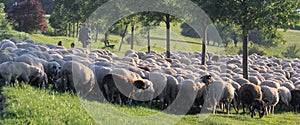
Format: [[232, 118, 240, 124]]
[[201, 75, 213, 84]]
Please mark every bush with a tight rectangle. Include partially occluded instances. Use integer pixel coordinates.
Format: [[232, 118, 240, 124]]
[[282, 45, 300, 58], [180, 23, 200, 38], [0, 32, 13, 40], [248, 30, 280, 47], [238, 46, 266, 56]]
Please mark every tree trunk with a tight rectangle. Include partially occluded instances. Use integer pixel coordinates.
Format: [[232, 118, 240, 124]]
[[242, 30, 249, 79], [104, 32, 108, 41], [73, 22, 76, 38], [76, 22, 79, 38], [68, 23, 71, 37], [201, 26, 208, 65], [166, 14, 171, 58], [147, 28, 151, 53], [94, 24, 99, 43], [119, 24, 128, 51], [64, 25, 67, 36], [131, 24, 134, 50]]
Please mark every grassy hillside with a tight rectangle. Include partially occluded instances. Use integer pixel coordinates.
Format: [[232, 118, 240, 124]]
[[0, 85, 299, 125], [1, 25, 299, 58]]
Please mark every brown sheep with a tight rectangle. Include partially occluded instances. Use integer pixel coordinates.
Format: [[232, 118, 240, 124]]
[[238, 83, 263, 114]]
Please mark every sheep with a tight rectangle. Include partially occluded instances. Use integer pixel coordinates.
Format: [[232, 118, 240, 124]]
[[147, 72, 168, 109], [260, 80, 281, 89], [159, 75, 180, 109], [0, 61, 47, 86], [203, 80, 229, 114], [260, 86, 280, 115], [0, 40, 17, 50], [290, 89, 300, 112], [111, 68, 142, 80], [233, 77, 251, 86], [171, 79, 199, 115], [217, 81, 236, 114], [102, 73, 153, 105], [89, 65, 112, 101], [58, 61, 95, 97], [278, 87, 292, 108], [248, 76, 261, 85], [15, 55, 44, 71], [281, 82, 295, 90], [0, 52, 14, 64], [238, 83, 263, 114]]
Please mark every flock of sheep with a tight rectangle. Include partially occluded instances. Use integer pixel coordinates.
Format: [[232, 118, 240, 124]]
[[0, 37, 300, 118]]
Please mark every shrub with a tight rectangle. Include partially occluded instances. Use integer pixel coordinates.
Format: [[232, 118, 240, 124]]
[[238, 46, 266, 56], [282, 45, 300, 58]]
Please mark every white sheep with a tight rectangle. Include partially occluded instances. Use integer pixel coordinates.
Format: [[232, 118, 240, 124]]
[[261, 86, 280, 115]]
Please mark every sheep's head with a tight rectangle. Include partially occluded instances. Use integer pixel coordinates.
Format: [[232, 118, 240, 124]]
[[133, 80, 148, 90], [250, 99, 268, 118], [201, 75, 213, 85]]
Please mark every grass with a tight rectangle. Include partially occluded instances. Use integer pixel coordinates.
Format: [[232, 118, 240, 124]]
[[0, 85, 300, 125]]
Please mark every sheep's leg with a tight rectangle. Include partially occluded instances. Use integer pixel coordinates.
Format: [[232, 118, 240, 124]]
[[265, 107, 268, 115], [148, 100, 152, 108], [226, 101, 231, 114], [220, 103, 224, 112], [160, 97, 165, 109], [233, 99, 238, 114], [242, 103, 246, 114], [212, 104, 216, 114], [249, 106, 254, 118], [117, 94, 122, 105]]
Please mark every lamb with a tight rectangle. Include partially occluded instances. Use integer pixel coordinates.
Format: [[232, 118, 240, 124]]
[[260, 86, 280, 114], [290, 89, 300, 112], [238, 83, 263, 113]]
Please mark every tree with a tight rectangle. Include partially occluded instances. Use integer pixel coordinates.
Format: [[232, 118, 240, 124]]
[[0, 2, 9, 30], [212, 0, 300, 79], [7, 0, 47, 33], [138, 12, 161, 53]]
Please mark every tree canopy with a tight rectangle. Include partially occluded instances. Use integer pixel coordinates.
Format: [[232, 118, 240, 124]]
[[204, 0, 300, 79], [7, 0, 47, 33]]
